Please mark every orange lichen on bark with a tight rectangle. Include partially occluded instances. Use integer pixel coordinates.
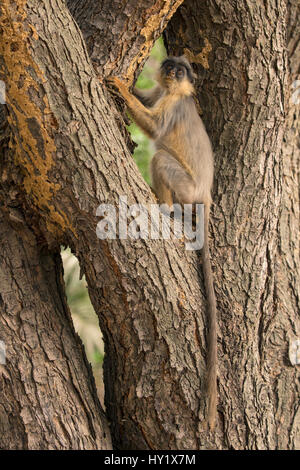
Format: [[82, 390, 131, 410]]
[[184, 38, 212, 70], [126, 0, 185, 84], [177, 288, 187, 310], [0, 0, 75, 237]]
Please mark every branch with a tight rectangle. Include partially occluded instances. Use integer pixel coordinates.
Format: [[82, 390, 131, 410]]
[[0, 0, 208, 449], [67, 0, 184, 81]]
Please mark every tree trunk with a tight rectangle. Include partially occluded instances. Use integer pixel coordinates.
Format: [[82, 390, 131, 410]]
[[0, 213, 111, 449], [0, 0, 209, 450], [67, 0, 184, 81], [0, 93, 111, 449], [0, 0, 298, 450], [165, 0, 300, 449]]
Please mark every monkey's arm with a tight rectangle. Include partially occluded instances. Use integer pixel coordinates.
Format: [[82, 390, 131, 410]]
[[109, 77, 157, 138]]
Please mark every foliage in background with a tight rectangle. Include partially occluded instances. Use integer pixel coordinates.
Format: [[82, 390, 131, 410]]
[[128, 37, 166, 184], [62, 39, 166, 400], [62, 249, 105, 402]]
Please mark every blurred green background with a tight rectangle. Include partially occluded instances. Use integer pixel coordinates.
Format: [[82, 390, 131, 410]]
[[128, 37, 166, 184], [62, 38, 166, 404]]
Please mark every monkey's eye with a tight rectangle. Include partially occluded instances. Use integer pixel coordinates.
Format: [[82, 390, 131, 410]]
[[177, 69, 184, 78]]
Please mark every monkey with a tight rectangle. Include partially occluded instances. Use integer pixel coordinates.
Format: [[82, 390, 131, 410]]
[[109, 56, 217, 430]]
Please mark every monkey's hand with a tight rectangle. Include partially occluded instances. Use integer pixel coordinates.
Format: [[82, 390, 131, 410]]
[[107, 76, 157, 139], [107, 76, 131, 101]]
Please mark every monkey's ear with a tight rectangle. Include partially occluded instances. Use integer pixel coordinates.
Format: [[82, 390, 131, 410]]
[[188, 67, 197, 81], [191, 70, 197, 81], [178, 54, 190, 66]]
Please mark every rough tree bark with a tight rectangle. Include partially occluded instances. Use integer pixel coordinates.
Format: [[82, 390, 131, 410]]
[[0, 83, 111, 450], [165, 0, 300, 449], [0, 0, 298, 450], [0, 0, 207, 450], [0, 213, 111, 450], [67, 0, 184, 81]]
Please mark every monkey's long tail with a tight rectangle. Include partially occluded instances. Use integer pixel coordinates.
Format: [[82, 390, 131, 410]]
[[202, 204, 217, 430]]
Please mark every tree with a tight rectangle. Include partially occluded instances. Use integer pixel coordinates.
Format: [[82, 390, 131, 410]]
[[0, 0, 299, 450]]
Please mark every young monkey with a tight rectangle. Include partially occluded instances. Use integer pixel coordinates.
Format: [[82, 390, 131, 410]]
[[109, 56, 217, 430]]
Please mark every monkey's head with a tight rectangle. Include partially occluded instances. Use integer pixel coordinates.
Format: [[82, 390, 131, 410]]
[[159, 56, 196, 94]]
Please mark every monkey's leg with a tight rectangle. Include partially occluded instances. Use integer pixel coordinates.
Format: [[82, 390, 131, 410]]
[[151, 151, 173, 206], [151, 179, 173, 207], [151, 151, 196, 205]]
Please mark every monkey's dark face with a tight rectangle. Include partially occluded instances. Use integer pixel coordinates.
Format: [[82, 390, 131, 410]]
[[162, 60, 187, 81], [160, 57, 195, 90]]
